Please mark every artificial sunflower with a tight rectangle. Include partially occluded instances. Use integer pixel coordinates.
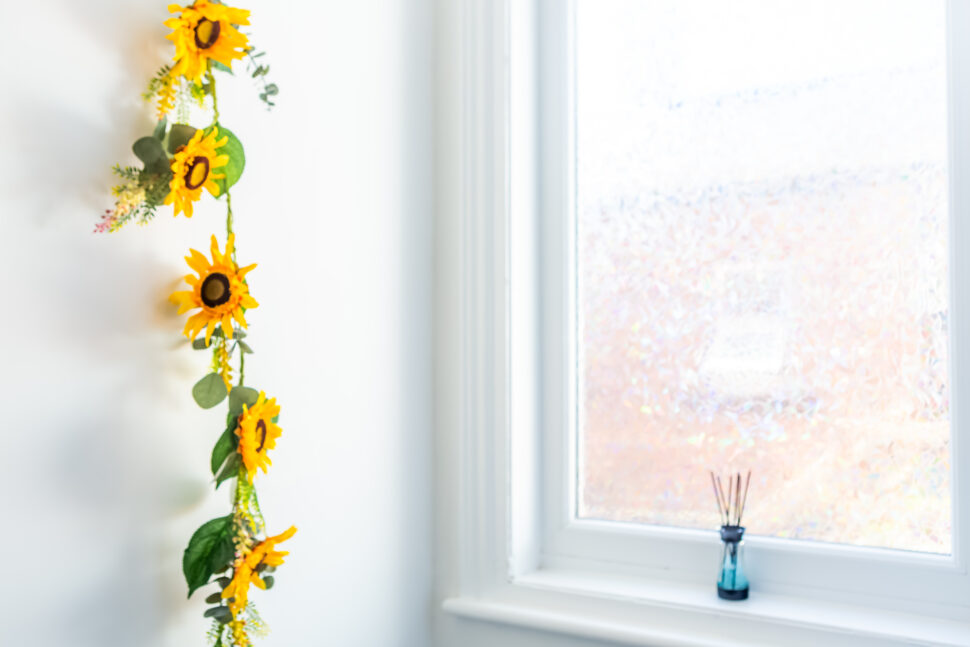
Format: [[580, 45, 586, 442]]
[[236, 391, 282, 483], [165, 1, 251, 83], [169, 234, 258, 344], [165, 126, 229, 218], [222, 526, 297, 617]]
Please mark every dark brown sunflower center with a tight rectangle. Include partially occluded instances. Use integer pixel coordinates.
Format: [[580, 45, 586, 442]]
[[201, 273, 231, 308], [194, 19, 221, 49], [256, 420, 268, 452], [184, 156, 210, 190]]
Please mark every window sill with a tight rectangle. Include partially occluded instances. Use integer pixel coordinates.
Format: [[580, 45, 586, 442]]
[[443, 568, 970, 647]]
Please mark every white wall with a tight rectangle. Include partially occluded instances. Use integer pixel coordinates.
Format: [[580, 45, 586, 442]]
[[0, 1, 433, 645]]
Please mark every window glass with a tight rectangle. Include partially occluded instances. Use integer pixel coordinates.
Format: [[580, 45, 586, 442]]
[[576, 0, 951, 553]]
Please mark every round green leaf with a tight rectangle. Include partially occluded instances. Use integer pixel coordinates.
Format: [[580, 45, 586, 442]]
[[133, 137, 164, 165], [204, 606, 232, 623], [210, 124, 245, 195], [168, 123, 198, 154], [228, 385, 259, 417], [193, 373, 228, 409]]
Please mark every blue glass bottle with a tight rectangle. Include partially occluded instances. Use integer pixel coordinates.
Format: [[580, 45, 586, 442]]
[[717, 525, 749, 600]]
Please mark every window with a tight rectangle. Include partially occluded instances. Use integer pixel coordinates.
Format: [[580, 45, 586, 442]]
[[442, 1, 970, 644], [575, 0, 951, 554]]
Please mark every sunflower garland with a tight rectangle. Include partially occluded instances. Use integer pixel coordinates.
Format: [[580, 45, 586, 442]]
[[98, 4, 292, 646]]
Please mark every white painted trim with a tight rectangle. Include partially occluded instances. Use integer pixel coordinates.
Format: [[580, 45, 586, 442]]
[[443, 0, 970, 644], [444, 580, 970, 647]]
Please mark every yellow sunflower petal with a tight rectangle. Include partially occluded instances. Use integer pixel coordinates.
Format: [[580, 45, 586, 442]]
[[232, 308, 247, 328], [186, 249, 210, 274], [209, 235, 221, 262]]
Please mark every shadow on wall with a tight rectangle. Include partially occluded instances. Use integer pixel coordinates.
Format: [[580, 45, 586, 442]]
[[6, 0, 169, 223], [0, 1, 215, 645]]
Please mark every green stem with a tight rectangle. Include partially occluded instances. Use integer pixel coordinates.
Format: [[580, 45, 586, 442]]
[[209, 67, 220, 126], [250, 482, 266, 531], [226, 191, 234, 238], [238, 346, 245, 387]]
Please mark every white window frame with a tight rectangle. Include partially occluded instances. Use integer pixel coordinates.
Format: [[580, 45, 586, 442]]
[[441, 1, 970, 644]]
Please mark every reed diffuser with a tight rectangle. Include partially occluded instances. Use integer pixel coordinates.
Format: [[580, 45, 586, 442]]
[[710, 470, 752, 600]]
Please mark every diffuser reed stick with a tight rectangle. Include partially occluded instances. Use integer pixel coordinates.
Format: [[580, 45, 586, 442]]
[[709, 469, 752, 526]]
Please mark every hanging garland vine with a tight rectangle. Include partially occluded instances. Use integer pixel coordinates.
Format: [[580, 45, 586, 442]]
[[98, 3, 291, 645]]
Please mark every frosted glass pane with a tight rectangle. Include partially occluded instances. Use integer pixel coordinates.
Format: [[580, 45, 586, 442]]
[[576, 0, 951, 553]]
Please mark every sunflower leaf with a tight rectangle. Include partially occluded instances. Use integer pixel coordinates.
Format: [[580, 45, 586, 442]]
[[210, 124, 245, 195], [183, 515, 234, 598], [214, 452, 241, 489], [133, 137, 164, 165], [228, 386, 259, 417], [211, 423, 238, 476], [168, 123, 198, 154], [193, 373, 228, 409], [152, 116, 168, 141]]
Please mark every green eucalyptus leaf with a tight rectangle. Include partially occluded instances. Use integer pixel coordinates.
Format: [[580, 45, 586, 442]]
[[192, 337, 211, 350], [183, 515, 233, 598], [210, 424, 237, 476], [133, 137, 164, 165], [238, 340, 254, 354], [214, 452, 241, 489], [263, 83, 279, 96], [228, 385, 259, 417], [146, 157, 172, 176], [211, 60, 234, 75], [209, 124, 245, 195], [204, 606, 233, 623], [205, 592, 224, 605], [206, 327, 245, 341], [153, 116, 168, 141], [193, 373, 228, 409], [168, 123, 198, 154], [262, 575, 275, 590]]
